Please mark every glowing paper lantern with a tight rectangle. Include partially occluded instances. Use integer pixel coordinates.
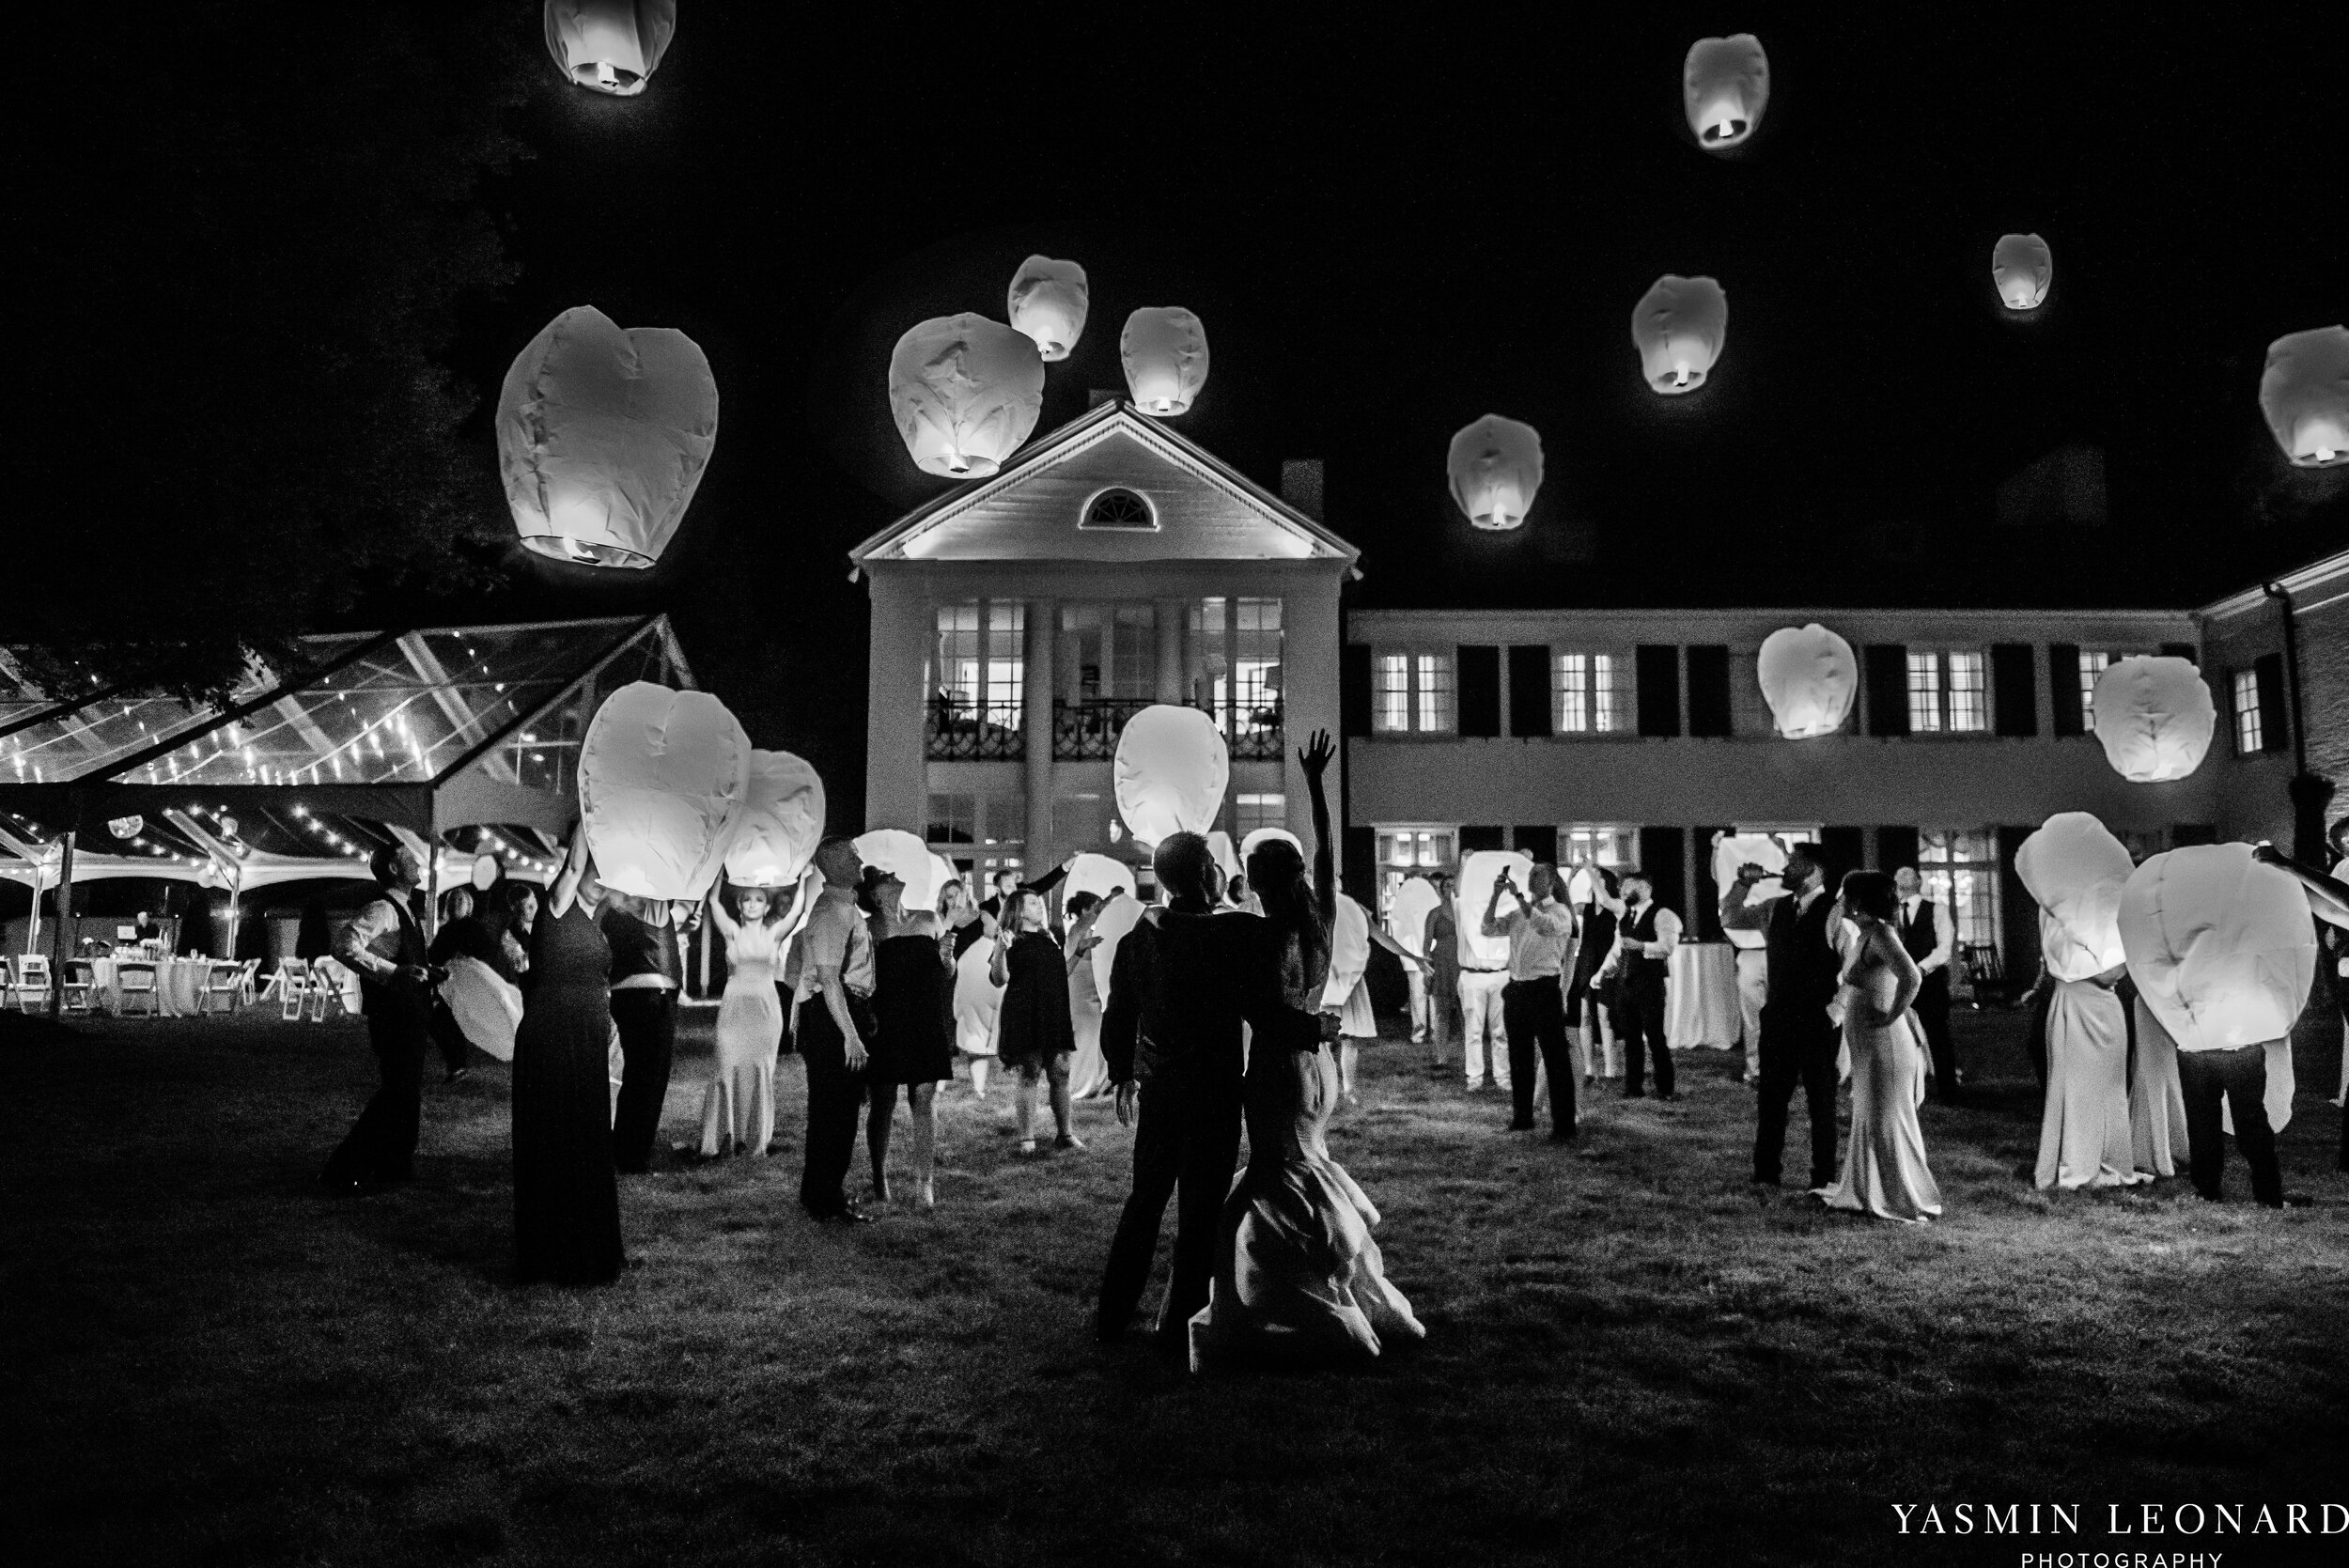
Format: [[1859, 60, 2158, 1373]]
[[2091, 656, 2216, 784], [1711, 834, 1789, 948], [723, 749, 826, 889], [1684, 35, 1769, 149], [2016, 813, 2133, 979], [1113, 704, 1229, 846], [1446, 415, 1544, 531], [953, 939, 1003, 1056], [579, 682, 751, 901], [471, 855, 500, 893], [107, 816, 143, 841], [2120, 844, 2318, 1055], [1321, 893, 1372, 1008], [2257, 325, 2349, 468], [1006, 256, 1089, 362], [852, 829, 946, 918], [1120, 307, 1209, 416], [1086, 886, 1144, 996], [1455, 850, 1534, 969], [1389, 877, 1441, 956], [543, 1, 677, 96], [1205, 830, 1241, 886], [1991, 233, 2053, 312], [1066, 853, 1136, 909], [1240, 827, 1302, 863], [887, 314, 1044, 478], [498, 306, 719, 568], [1756, 624, 1858, 738], [1632, 275, 1728, 395], [442, 956, 522, 1063]]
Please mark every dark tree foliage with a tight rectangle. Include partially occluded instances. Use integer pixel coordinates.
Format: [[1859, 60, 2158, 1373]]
[[20, 3, 532, 696]]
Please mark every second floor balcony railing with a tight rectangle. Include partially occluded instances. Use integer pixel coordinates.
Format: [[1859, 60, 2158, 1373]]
[[1053, 696, 1284, 761], [926, 695, 1024, 761]]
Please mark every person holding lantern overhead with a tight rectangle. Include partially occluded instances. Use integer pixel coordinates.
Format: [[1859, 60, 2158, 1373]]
[[600, 891, 695, 1173], [1190, 731, 1423, 1373], [699, 879, 795, 1160], [1725, 843, 1846, 1190], [510, 829, 626, 1287], [319, 842, 442, 1192]]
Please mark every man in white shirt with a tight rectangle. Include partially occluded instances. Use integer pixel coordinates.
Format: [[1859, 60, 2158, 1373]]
[[1892, 867, 1961, 1103], [1605, 873, 1682, 1100]]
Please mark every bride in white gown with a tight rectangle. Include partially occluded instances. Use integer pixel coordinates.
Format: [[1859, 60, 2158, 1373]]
[[1813, 871, 1943, 1225]]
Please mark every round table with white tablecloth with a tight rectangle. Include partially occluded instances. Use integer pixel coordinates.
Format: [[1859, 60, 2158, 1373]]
[[88, 955, 214, 1016], [1666, 941, 1741, 1049]]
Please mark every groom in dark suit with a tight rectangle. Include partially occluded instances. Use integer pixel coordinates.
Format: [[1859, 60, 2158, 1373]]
[[1095, 831, 1277, 1357], [1723, 843, 1845, 1189]]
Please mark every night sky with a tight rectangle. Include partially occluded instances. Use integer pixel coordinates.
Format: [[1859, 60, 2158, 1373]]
[[25, 7, 2348, 828]]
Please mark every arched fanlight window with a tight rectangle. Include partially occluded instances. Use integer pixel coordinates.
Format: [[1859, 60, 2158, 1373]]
[[2258, 325, 2349, 468], [1080, 489, 1157, 531], [1991, 233, 2053, 312], [543, 1, 677, 96], [1684, 35, 1768, 150]]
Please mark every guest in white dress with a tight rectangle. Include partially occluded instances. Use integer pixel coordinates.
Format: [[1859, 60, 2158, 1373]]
[[1063, 893, 1114, 1100], [1812, 873, 1942, 1224], [2032, 905, 2147, 1191], [953, 937, 1003, 1099], [2127, 991, 2189, 1179], [699, 883, 792, 1157]]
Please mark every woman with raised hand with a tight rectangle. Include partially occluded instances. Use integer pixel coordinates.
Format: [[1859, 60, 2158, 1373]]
[[698, 880, 793, 1158], [1813, 871, 1942, 1224]]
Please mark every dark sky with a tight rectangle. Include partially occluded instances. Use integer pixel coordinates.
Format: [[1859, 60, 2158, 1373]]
[[29, 7, 2349, 826]]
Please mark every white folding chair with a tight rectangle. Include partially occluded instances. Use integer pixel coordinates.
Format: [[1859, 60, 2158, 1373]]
[[236, 958, 261, 1007], [308, 959, 350, 1022], [61, 960, 97, 1015], [275, 958, 312, 1021], [8, 955, 54, 1013], [116, 961, 161, 1017], [203, 961, 246, 1015]]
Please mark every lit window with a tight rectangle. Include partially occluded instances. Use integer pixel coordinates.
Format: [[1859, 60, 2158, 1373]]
[[1376, 828, 1456, 867], [1375, 655, 1411, 733], [1552, 652, 1617, 733], [1906, 650, 1987, 733], [2232, 669, 2264, 754], [1237, 793, 1286, 837], [1414, 654, 1454, 732], [1371, 652, 1455, 735], [1080, 489, 1156, 530], [934, 600, 1024, 729], [1561, 824, 1636, 867], [926, 793, 976, 845], [2077, 650, 2110, 729], [1906, 652, 1944, 733], [1918, 830, 2001, 957], [1947, 652, 1986, 732]]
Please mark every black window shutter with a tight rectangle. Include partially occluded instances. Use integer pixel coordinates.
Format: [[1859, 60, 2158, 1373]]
[[1342, 825, 1377, 908], [1636, 826, 1687, 916], [1456, 645, 1501, 737], [2048, 643, 2084, 736], [1685, 644, 1733, 737], [1991, 643, 2038, 737], [2253, 652, 2289, 754], [1507, 645, 1552, 737], [1694, 825, 1732, 940], [1457, 824, 1506, 855], [1513, 825, 1557, 864], [1875, 825, 1920, 876], [1340, 644, 1373, 738], [1996, 825, 2037, 992], [1635, 645, 1682, 737], [1818, 827, 1867, 886], [2159, 642, 2198, 664], [1864, 644, 1910, 737]]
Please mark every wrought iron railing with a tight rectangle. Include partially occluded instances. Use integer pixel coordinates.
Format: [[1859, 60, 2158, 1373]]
[[926, 695, 1024, 761], [1052, 697, 1283, 762]]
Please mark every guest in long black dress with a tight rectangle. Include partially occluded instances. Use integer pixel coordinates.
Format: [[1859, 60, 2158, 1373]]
[[868, 881, 956, 1208], [991, 891, 1080, 1156], [511, 831, 625, 1287]]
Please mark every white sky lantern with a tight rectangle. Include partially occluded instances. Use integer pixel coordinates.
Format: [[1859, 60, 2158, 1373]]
[[498, 305, 718, 569], [2016, 812, 2134, 979], [1206, 830, 1241, 886], [2120, 845, 2318, 1059], [1006, 256, 1089, 363], [723, 748, 825, 889], [1322, 894, 1373, 1009], [1446, 415, 1544, 531], [1114, 704, 1229, 846], [1389, 876, 1441, 955], [2258, 325, 2349, 468], [579, 682, 751, 902], [543, 2, 677, 97], [887, 314, 1044, 479], [1240, 827, 1303, 863], [1120, 307, 1209, 416], [1991, 233, 2053, 312], [1684, 35, 1769, 150], [1632, 275, 1728, 395], [2092, 655, 2216, 783], [852, 829, 944, 918], [1066, 852, 1136, 908], [1756, 624, 1858, 738], [1712, 833, 1790, 914], [1456, 850, 1534, 969]]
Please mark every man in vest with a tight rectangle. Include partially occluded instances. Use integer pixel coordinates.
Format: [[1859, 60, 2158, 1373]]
[[1605, 872, 1681, 1100], [319, 843, 440, 1191], [1724, 843, 1843, 1188], [1892, 866, 1960, 1104]]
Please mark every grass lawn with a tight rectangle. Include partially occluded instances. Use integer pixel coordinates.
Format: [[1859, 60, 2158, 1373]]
[[3, 1003, 2345, 1568]]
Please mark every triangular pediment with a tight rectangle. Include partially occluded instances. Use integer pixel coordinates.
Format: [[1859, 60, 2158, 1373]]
[[851, 404, 1355, 566]]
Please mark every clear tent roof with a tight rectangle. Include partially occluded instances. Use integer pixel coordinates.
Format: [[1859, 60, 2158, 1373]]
[[0, 615, 686, 808]]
